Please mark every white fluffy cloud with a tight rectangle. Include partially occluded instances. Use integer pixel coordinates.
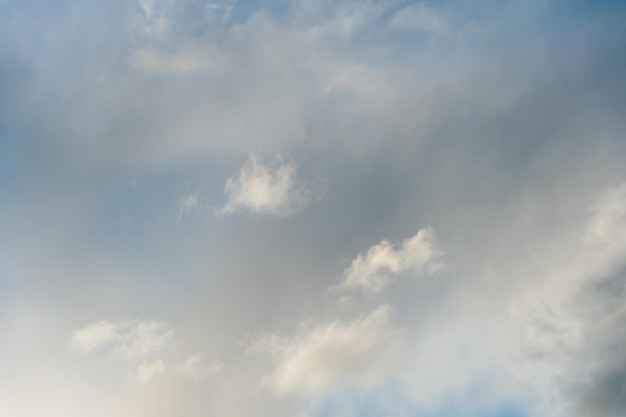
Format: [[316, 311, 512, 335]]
[[250, 305, 399, 396], [219, 154, 312, 217], [332, 227, 444, 294]]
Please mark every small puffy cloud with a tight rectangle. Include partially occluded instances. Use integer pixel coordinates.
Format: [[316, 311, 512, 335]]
[[250, 305, 399, 397], [128, 359, 167, 384], [70, 320, 174, 361], [332, 227, 444, 294], [219, 154, 312, 217], [175, 353, 223, 380]]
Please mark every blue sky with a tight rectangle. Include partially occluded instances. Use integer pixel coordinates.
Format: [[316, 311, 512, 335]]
[[1, 1, 626, 416]]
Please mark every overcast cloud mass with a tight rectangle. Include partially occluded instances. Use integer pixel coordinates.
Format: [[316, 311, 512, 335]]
[[1, 1, 626, 416]]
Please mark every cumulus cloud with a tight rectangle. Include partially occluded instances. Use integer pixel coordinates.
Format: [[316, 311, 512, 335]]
[[219, 154, 312, 217], [175, 353, 223, 380], [250, 305, 399, 396], [332, 227, 444, 294]]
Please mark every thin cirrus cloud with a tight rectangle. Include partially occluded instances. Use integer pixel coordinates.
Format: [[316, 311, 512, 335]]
[[218, 154, 314, 217], [247, 305, 399, 397], [331, 227, 445, 294]]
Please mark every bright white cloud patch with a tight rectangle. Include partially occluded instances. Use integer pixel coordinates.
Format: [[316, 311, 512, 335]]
[[251, 305, 399, 396], [332, 227, 444, 294], [175, 353, 223, 380], [220, 154, 311, 217]]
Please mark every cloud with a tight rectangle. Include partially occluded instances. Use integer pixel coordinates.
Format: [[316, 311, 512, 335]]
[[332, 227, 444, 294], [131, 48, 218, 75], [251, 305, 399, 396], [178, 190, 199, 220], [388, 4, 448, 34], [69, 320, 119, 354], [219, 154, 313, 217], [175, 353, 223, 380], [128, 359, 167, 384], [3, 1, 626, 417], [70, 320, 174, 361], [511, 183, 626, 416]]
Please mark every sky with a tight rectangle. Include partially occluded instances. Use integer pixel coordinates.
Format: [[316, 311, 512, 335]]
[[1, 0, 626, 416]]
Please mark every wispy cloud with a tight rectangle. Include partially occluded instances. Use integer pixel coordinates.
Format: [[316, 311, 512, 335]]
[[70, 320, 174, 360], [178, 190, 200, 220], [332, 227, 445, 294], [249, 305, 400, 396], [511, 183, 626, 416], [389, 4, 449, 34], [175, 353, 223, 380]]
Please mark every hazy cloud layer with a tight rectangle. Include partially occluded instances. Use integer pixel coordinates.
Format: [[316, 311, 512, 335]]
[[2, 0, 626, 417]]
